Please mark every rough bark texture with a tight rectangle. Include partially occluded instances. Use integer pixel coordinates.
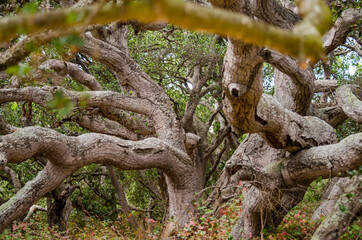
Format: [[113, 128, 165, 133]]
[[312, 176, 361, 240], [0, 0, 361, 238], [206, 2, 361, 239], [312, 177, 351, 220]]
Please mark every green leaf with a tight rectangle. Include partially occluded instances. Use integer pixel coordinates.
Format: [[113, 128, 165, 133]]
[[6, 64, 31, 76], [66, 12, 78, 24], [21, 2, 39, 14], [338, 204, 348, 213], [66, 34, 84, 47], [345, 193, 354, 200], [46, 90, 75, 117]]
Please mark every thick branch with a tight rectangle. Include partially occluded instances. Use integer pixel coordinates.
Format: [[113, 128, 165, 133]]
[[0, 125, 194, 231], [257, 94, 337, 151], [74, 115, 140, 141], [0, 0, 332, 62], [313, 106, 348, 128], [0, 126, 192, 183], [250, 0, 300, 29], [39, 59, 103, 91], [323, 8, 362, 55], [0, 86, 155, 117], [335, 85, 362, 122], [0, 163, 70, 232], [311, 176, 361, 240], [261, 49, 314, 115], [282, 133, 362, 186], [314, 80, 339, 93]]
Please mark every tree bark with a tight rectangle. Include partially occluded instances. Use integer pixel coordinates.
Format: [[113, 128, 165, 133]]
[[312, 176, 361, 240]]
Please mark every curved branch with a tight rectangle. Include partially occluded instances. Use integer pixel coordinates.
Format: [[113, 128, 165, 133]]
[[73, 115, 141, 141], [0, 127, 191, 172], [260, 49, 314, 114], [82, 31, 185, 149], [0, 126, 192, 180], [23, 205, 47, 223], [0, 115, 17, 135], [282, 133, 362, 186], [82, 32, 171, 103], [257, 94, 337, 152], [335, 85, 362, 122], [323, 8, 362, 55], [40, 60, 155, 136], [0, 86, 155, 117], [3, 166, 21, 192], [39, 59, 103, 91], [0, 163, 69, 232], [0, 0, 332, 62], [0, 126, 193, 232]]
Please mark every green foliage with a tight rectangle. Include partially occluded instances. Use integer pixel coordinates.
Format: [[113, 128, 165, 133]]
[[6, 63, 31, 76], [263, 63, 275, 95], [46, 90, 75, 117], [176, 197, 243, 239], [340, 219, 362, 240], [20, 1, 40, 14], [336, 119, 361, 142], [51, 33, 84, 53], [128, 26, 225, 119], [88, 61, 120, 91], [260, 208, 322, 240], [302, 177, 327, 203]]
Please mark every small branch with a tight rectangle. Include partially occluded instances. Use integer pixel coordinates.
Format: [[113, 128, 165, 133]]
[[39, 59, 103, 91], [0, 115, 17, 135], [137, 170, 162, 200], [23, 205, 47, 223], [3, 166, 21, 193], [107, 165, 139, 229], [74, 115, 140, 141], [205, 141, 228, 183], [203, 125, 231, 160]]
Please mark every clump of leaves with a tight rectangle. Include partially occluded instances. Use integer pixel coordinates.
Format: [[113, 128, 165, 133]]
[[175, 197, 243, 239]]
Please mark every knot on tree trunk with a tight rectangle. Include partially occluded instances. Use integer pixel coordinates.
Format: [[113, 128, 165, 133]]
[[228, 83, 247, 98], [0, 152, 7, 170], [185, 132, 201, 156]]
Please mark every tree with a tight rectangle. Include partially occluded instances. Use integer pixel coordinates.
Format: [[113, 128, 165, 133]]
[[0, 0, 361, 239]]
